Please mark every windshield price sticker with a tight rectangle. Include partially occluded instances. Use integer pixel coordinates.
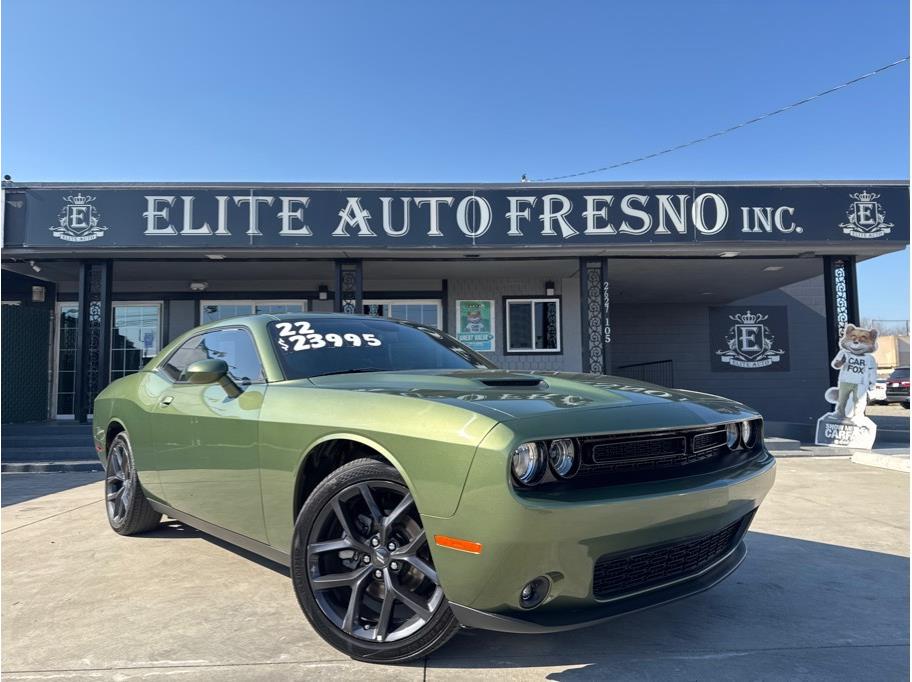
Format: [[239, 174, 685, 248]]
[[274, 321, 382, 352]]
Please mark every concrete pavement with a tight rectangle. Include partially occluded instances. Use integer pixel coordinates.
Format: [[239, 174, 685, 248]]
[[2, 458, 908, 681]]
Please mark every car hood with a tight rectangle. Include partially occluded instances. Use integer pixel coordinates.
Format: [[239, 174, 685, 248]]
[[302, 369, 755, 424]]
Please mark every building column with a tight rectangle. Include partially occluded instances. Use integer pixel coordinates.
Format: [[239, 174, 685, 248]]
[[579, 257, 611, 375], [822, 255, 860, 387], [334, 260, 363, 314], [73, 261, 113, 423]]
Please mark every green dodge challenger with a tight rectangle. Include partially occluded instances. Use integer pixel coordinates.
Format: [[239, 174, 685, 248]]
[[93, 313, 776, 663]]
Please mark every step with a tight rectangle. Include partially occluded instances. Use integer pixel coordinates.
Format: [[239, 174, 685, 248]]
[[2, 424, 93, 436], [764, 437, 802, 451], [851, 451, 911, 473], [2, 434, 95, 447], [1, 447, 99, 463], [1, 460, 104, 473]]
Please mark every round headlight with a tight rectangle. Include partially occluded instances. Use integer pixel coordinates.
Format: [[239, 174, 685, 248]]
[[548, 438, 578, 478], [725, 423, 739, 450], [740, 420, 754, 448], [511, 442, 546, 485]]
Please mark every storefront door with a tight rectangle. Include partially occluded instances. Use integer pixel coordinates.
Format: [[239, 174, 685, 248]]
[[52, 302, 162, 418]]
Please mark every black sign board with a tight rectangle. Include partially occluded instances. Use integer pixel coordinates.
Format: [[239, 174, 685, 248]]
[[3, 183, 908, 250], [710, 306, 790, 372]]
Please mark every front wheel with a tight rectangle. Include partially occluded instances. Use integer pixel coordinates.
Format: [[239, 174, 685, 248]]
[[105, 431, 162, 535], [291, 458, 458, 663]]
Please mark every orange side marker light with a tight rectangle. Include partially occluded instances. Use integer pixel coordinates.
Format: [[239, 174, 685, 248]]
[[434, 534, 483, 555]]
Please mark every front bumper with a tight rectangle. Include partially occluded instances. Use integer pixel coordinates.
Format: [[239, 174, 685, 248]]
[[422, 423, 776, 633], [448, 540, 747, 633]]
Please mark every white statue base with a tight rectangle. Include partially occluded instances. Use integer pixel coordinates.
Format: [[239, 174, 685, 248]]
[[815, 412, 876, 449]]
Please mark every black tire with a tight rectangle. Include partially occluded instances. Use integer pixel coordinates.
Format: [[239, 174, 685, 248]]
[[291, 458, 459, 663], [104, 431, 162, 535], [903, 402, 910, 409]]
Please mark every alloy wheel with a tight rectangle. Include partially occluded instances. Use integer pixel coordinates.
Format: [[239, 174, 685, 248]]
[[105, 440, 133, 525], [306, 480, 443, 643]]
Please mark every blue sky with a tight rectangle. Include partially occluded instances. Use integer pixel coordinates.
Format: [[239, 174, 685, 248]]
[[2, 0, 908, 319]]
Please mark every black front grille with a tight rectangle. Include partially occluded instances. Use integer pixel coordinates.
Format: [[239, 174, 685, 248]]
[[580, 426, 736, 479], [693, 429, 728, 452], [591, 436, 686, 467], [592, 512, 753, 600]]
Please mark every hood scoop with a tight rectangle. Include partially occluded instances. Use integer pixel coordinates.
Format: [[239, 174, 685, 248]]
[[476, 375, 546, 388]]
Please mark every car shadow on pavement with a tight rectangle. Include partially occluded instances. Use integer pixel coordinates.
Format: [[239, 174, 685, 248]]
[[142, 520, 290, 577], [426, 531, 910, 680]]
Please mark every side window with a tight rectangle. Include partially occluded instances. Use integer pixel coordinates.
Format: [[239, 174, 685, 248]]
[[161, 336, 207, 381], [199, 329, 264, 384]]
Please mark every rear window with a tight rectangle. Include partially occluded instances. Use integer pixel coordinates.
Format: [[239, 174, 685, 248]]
[[889, 368, 910, 380]]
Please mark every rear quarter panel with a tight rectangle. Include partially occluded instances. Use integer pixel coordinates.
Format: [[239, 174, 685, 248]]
[[258, 384, 499, 553]]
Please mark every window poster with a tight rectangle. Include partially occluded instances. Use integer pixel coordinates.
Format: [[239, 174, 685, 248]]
[[456, 300, 495, 352]]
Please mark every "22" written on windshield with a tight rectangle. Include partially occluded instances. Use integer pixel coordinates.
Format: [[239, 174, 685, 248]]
[[275, 321, 383, 352]]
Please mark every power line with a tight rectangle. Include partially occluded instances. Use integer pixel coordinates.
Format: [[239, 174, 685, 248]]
[[531, 56, 910, 183]]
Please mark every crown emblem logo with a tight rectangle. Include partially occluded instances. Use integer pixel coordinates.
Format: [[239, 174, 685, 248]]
[[729, 310, 766, 325], [839, 190, 892, 240], [50, 193, 108, 242], [63, 192, 94, 206], [717, 309, 785, 369]]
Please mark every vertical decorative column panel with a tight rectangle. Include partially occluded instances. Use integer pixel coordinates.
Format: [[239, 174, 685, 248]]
[[580, 258, 610, 374], [73, 261, 113, 423], [823, 256, 859, 387], [334, 260, 363, 314]]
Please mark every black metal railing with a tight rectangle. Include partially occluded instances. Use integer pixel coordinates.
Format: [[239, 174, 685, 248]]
[[614, 359, 674, 387]]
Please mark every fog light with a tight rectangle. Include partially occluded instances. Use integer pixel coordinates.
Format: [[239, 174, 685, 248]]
[[519, 576, 550, 609], [511, 442, 546, 486], [548, 438, 578, 478], [725, 423, 739, 450]]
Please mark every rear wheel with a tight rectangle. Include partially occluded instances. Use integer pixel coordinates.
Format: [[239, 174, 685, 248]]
[[105, 431, 161, 535], [291, 458, 458, 663]]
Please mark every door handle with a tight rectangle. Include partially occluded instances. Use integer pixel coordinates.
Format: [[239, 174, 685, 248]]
[[159, 396, 174, 407]]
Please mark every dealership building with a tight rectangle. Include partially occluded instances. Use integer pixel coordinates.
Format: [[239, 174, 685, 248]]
[[1, 180, 908, 441]]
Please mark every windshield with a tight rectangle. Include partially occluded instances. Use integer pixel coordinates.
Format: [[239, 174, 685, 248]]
[[269, 317, 496, 379]]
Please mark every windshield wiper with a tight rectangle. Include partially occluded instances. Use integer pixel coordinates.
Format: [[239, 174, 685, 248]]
[[310, 367, 389, 378]]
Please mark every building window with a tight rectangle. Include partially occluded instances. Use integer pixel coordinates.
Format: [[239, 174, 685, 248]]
[[111, 304, 161, 381], [200, 300, 307, 323], [363, 300, 442, 329], [504, 298, 561, 353]]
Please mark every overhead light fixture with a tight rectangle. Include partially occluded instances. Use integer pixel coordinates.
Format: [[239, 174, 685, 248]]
[[545, 281, 555, 296], [463, 253, 481, 258], [700, 291, 713, 296], [763, 266, 784, 272], [718, 251, 740, 258], [28, 260, 41, 273], [318, 284, 329, 300], [189, 281, 209, 292], [798, 251, 816, 258], [205, 254, 226, 260]]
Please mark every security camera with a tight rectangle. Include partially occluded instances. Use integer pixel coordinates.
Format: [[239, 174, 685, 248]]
[[29, 260, 41, 273]]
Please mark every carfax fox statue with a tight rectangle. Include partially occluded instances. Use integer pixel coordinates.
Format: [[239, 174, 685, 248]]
[[824, 324, 878, 419]]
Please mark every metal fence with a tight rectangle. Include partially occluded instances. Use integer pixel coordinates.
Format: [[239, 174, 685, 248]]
[[614, 359, 675, 387]]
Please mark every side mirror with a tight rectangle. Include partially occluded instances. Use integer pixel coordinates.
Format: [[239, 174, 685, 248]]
[[185, 359, 228, 384], [185, 359, 242, 398]]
